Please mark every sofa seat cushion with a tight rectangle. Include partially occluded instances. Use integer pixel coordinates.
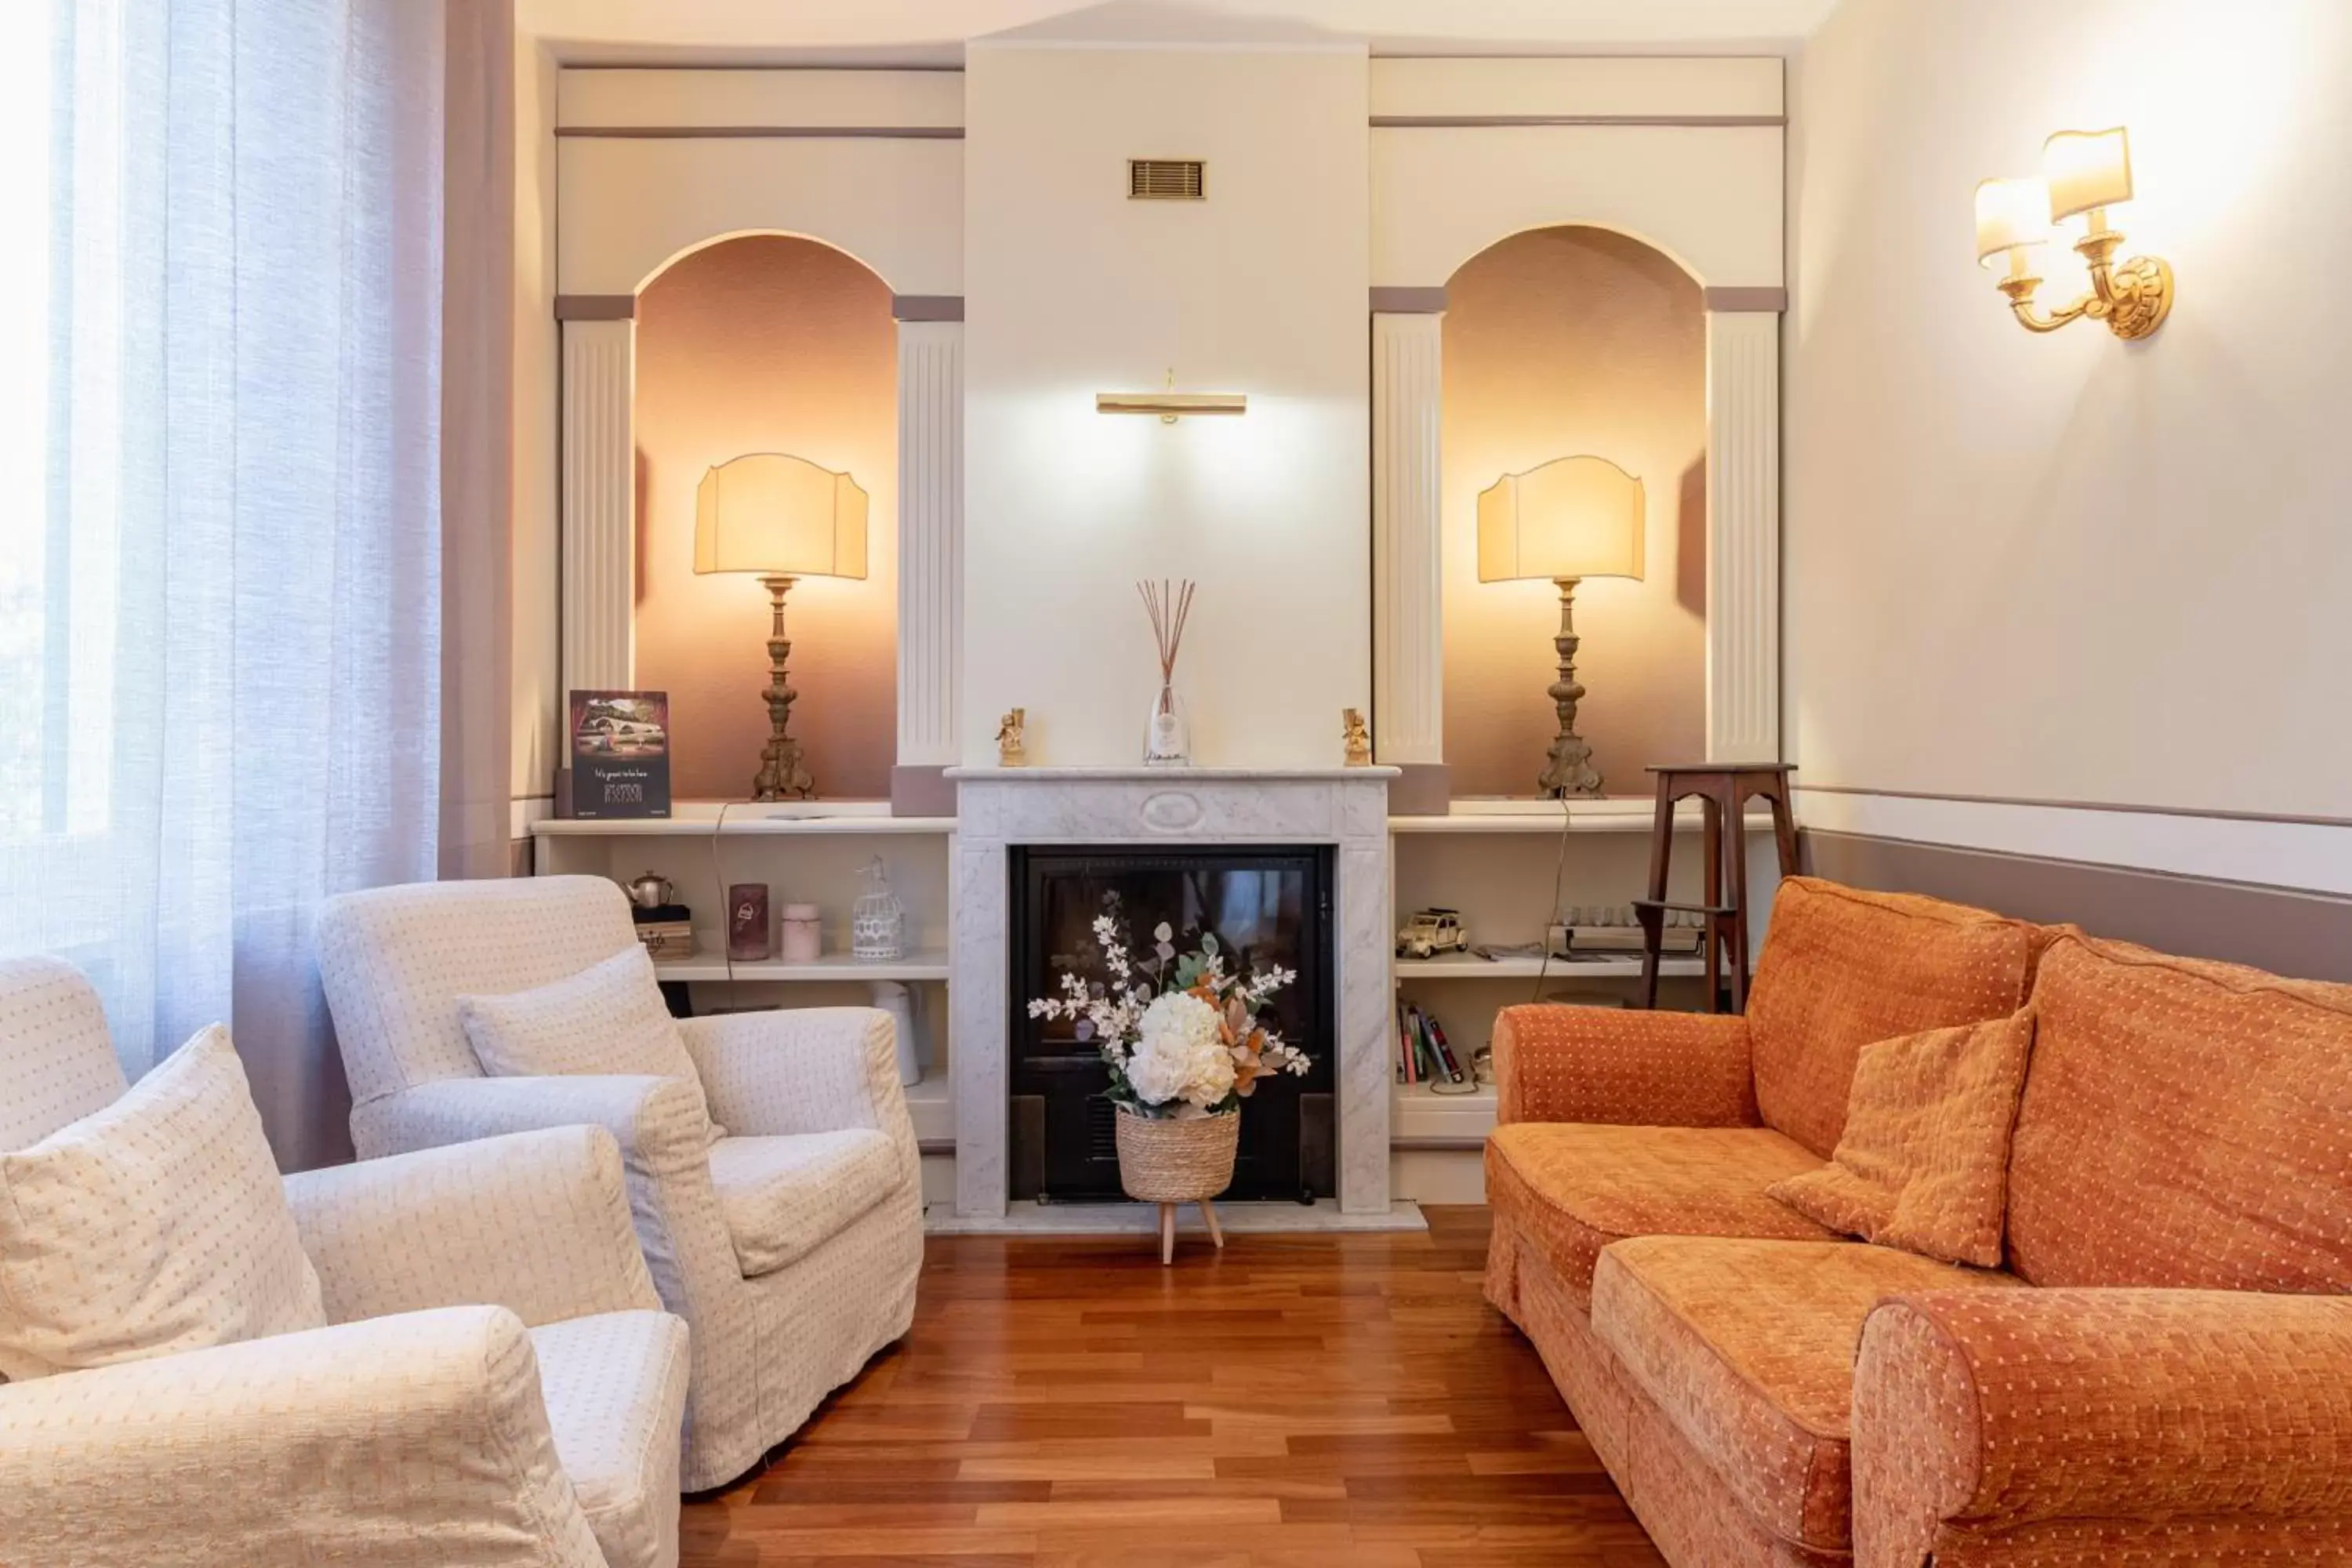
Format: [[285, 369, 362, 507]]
[[708, 1129, 902, 1278], [1486, 1122, 1841, 1312], [532, 1310, 690, 1568], [1591, 1236, 2022, 1552]]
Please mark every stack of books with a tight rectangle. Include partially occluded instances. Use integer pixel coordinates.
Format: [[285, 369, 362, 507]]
[[1396, 1002, 1473, 1089]]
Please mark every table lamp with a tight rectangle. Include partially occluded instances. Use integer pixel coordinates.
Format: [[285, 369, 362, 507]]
[[694, 452, 869, 800], [1476, 455, 1646, 797]]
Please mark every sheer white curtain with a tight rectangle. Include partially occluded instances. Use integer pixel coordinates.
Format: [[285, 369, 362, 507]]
[[0, 0, 447, 1168]]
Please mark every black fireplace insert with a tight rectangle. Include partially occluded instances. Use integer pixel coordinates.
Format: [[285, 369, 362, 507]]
[[1008, 844, 1337, 1203]]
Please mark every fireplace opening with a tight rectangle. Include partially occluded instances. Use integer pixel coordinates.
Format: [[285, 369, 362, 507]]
[[1009, 844, 1337, 1203]]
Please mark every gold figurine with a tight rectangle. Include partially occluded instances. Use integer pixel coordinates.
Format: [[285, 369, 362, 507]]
[[996, 708, 1028, 768], [1341, 708, 1372, 768]]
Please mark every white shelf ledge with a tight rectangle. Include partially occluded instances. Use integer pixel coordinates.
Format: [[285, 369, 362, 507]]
[[654, 946, 950, 983], [1390, 804, 1783, 835], [535, 802, 953, 837], [1392, 1081, 1496, 1145], [1392, 953, 1708, 979]]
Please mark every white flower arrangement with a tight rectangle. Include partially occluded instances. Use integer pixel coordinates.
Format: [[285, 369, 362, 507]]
[[1028, 913, 1308, 1119]]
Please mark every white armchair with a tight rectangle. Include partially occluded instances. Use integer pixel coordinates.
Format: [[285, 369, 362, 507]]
[[0, 956, 688, 1568], [318, 876, 924, 1491]]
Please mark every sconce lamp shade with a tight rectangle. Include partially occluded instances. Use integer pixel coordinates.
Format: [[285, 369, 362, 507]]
[[1975, 176, 2052, 266], [1476, 456, 1646, 584], [2043, 126, 2133, 223], [694, 453, 869, 580]]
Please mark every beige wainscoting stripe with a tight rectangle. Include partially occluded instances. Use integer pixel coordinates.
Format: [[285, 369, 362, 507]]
[[1702, 286, 1788, 313], [554, 294, 636, 321], [1370, 286, 1449, 314], [1795, 783, 2352, 831]]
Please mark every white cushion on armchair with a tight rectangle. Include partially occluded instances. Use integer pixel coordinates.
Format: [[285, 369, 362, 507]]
[[0, 1024, 324, 1379], [0, 955, 691, 1568], [320, 876, 925, 1494]]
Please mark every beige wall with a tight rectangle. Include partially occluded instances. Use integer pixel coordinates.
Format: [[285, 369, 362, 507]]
[[1441, 226, 1708, 798], [1788, 0, 2352, 821], [631, 235, 898, 801], [961, 44, 1370, 768]]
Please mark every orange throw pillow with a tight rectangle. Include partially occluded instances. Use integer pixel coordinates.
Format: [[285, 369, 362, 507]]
[[1766, 1012, 2034, 1268]]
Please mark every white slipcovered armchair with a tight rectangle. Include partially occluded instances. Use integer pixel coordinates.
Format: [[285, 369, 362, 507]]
[[318, 876, 924, 1491], [0, 956, 688, 1568]]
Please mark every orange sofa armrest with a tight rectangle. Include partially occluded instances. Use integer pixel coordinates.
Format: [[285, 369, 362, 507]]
[[1490, 1004, 1757, 1127], [1853, 1289, 2352, 1563]]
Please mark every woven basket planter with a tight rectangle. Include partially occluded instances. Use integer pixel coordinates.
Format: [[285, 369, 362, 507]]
[[1114, 1108, 1239, 1203]]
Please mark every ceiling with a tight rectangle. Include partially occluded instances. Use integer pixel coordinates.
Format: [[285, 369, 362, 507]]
[[520, 0, 1843, 64]]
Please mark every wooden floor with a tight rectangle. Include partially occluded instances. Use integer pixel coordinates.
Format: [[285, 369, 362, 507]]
[[681, 1206, 1664, 1567]]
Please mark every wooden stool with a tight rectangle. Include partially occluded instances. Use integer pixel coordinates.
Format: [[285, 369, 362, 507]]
[[1634, 764, 1799, 1012]]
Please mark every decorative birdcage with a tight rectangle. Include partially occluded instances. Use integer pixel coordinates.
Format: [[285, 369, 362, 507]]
[[851, 856, 908, 962]]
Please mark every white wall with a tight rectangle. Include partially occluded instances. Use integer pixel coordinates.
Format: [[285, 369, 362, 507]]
[[1788, 0, 2352, 833], [960, 45, 1371, 768]]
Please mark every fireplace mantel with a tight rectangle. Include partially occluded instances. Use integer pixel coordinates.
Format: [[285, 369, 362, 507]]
[[949, 767, 1396, 1218]]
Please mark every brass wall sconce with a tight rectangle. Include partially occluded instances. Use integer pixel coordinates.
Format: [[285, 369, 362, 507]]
[[1097, 368, 1246, 423], [1976, 126, 2173, 340]]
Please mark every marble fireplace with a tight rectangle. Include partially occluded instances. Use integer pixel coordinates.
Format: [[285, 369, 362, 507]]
[[947, 767, 1398, 1218]]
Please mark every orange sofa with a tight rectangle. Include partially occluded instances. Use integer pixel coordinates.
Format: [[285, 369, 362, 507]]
[[1483, 876, 2352, 1566]]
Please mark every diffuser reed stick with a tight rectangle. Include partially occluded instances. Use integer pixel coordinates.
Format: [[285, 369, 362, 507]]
[[1138, 579, 1196, 765], [1138, 578, 1196, 682]]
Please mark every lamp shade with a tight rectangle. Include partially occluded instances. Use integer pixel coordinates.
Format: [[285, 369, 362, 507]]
[[1477, 456, 1646, 584], [2042, 127, 2132, 223], [1974, 176, 2051, 266], [693, 453, 869, 580]]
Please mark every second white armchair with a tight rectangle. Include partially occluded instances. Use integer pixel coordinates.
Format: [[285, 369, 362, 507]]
[[318, 876, 924, 1492]]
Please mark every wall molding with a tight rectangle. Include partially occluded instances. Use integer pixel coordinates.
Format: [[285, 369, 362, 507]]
[[1371, 113, 1784, 129], [556, 125, 966, 140], [1704, 311, 1780, 762], [559, 318, 637, 699], [1370, 311, 1444, 768], [1703, 285, 1786, 313], [1803, 828, 2352, 984], [896, 320, 964, 770], [1794, 786, 2352, 898], [1369, 285, 1447, 313]]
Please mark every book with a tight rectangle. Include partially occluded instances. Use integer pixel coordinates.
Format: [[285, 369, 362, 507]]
[[568, 690, 672, 819], [1426, 1014, 1466, 1083]]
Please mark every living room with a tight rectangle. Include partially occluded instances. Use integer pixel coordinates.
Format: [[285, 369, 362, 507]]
[[2, 1, 2347, 1565]]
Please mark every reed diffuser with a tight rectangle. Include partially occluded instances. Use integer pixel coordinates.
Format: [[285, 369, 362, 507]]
[[1138, 578, 1196, 767]]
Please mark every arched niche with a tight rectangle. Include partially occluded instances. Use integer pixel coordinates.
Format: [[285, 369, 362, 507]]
[[630, 234, 898, 802], [1370, 214, 1780, 806], [559, 223, 964, 810], [1437, 224, 1709, 800]]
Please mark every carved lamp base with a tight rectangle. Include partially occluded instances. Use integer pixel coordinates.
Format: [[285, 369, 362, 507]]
[[1537, 575, 1605, 799]]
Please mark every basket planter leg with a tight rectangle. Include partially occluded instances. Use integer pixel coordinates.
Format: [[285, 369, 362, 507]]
[[1200, 1197, 1224, 1249], [1159, 1203, 1176, 1265]]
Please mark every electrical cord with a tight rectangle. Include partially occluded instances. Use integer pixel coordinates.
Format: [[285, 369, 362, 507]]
[[1530, 792, 1574, 1004]]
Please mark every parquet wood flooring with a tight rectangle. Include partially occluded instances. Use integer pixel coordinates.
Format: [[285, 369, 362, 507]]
[[681, 1206, 1665, 1568]]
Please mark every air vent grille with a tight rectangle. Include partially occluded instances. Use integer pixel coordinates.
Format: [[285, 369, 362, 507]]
[[1128, 159, 1205, 201]]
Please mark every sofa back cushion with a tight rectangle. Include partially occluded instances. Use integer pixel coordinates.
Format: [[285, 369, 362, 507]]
[[1747, 878, 2045, 1157], [2007, 933, 2352, 1291]]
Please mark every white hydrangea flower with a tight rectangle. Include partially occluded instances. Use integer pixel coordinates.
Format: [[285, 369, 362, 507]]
[[1123, 990, 1236, 1110]]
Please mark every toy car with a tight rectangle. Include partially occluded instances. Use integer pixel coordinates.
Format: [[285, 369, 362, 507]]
[[1396, 908, 1469, 960]]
